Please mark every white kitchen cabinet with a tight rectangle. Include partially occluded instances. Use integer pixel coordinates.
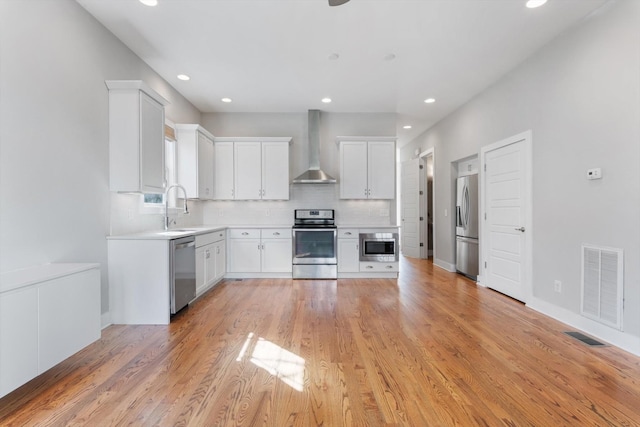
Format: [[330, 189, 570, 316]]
[[337, 229, 360, 273], [0, 264, 100, 399], [195, 230, 226, 296], [0, 286, 38, 398], [106, 80, 169, 193], [214, 141, 235, 200], [338, 138, 396, 199], [228, 237, 262, 273], [176, 124, 215, 200], [227, 228, 292, 276], [215, 138, 291, 200]]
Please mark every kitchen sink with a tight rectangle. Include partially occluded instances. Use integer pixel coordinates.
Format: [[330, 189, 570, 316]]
[[156, 228, 199, 236]]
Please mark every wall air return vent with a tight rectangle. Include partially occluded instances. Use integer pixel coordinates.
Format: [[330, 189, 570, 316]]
[[581, 245, 624, 331]]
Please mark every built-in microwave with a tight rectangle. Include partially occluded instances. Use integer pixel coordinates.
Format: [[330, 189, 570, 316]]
[[359, 232, 399, 262]]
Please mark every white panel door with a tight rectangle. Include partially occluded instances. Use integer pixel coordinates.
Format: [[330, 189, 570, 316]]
[[197, 132, 214, 200], [340, 141, 368, 199], [262, 142, 289, 200], [401, 159, 421, 258], [367, 141, 395, 199], [483, 138, 527, 302], [261, 239, 293, 273], [338, 239, 360, 273], [214, 142, 235, 200], [234, 142, 262, 200], [228, 239, 261, 273], [139, 91, 165, 193]]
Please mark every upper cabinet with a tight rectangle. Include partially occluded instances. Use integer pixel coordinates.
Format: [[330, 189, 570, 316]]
[[213, 137, 291, 200], [337, 137, 396, 199], [106, 80, 169, 193], [175, 124, 215, 200]]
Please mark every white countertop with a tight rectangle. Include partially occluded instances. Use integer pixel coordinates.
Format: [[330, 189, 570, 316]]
[[107, 225, 292, 240], [0, 263, 100, 294]]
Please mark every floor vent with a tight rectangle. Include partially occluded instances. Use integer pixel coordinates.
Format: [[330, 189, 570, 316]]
[[581, 245, 624, 330], [564, 331, 607, 347], [234, 279, 243, 281]]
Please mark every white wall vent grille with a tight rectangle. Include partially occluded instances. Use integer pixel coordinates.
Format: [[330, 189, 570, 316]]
[[581, 245, 623, 331]]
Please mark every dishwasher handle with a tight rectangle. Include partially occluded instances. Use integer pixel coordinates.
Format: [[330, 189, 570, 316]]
[[174, 241, 195, 250]]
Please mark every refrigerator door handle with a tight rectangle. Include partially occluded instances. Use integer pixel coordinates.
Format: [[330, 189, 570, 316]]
[[456, 206, 462, 227], [463, 184, 470, 229]]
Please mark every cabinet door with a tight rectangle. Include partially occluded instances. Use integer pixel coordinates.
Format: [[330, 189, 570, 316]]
[[340, 141, 368, 199], [262, 142, 289, 200], [204, 245, 217, 286], [261, 239, 293, 273], [0, 287, 38, 398], [196, 246, 207, 295], [228, 238, 261, 272], [367, 141, 396, 199], [197, 132, 214, 200], [234, 142, 262, 200], [214, 240, 226, 281], [338, 239, 360, 273], [214, 142, 235, 200], [139, 91, 165, 193]]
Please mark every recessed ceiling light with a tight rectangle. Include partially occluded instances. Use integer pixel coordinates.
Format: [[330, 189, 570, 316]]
[[322, 98, 332, 103], [221, 97, 232, 103], [424, 98, 436, 104], [177, 74, 190, 81], [403, 125, 412, 129], [328, 53, 340, 61], [139, 0, 158, 6], [526, 0, 547, 8], [383, 53, 396, 61]]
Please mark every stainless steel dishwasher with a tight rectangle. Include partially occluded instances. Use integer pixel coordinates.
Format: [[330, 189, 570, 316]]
[[171, 236, 196, 314]]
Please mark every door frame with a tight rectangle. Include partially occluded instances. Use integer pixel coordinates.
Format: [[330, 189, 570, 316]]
[[418, 147, 436, 260], [479, 131, 532, 302]]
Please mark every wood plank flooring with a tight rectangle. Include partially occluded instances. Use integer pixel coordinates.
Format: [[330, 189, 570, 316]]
[[1, 256, 639, 426]]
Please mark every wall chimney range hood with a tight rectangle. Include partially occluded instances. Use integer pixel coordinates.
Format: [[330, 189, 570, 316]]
[[292, 110, 336, 184]]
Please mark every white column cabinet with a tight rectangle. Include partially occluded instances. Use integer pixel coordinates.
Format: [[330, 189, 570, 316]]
[[176, 124, 215, 200], [214, 138, 291, 200], [106, 80, 169, 193], [338, 138, 396, 200]]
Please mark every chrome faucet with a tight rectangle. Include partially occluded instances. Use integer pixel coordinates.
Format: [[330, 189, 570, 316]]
[[164, 184, 189, 230]]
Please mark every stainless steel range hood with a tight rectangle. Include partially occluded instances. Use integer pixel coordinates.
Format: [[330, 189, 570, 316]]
[[292, 110, 337, 184]]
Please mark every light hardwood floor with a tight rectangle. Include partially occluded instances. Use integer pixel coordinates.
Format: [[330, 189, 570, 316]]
[[1, 257, 639, 426]]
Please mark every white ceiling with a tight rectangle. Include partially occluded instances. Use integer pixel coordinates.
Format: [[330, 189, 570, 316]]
[[76, 0, 609, 145]]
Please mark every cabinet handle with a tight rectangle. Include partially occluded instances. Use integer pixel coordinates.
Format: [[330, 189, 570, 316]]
[[242, 232, 249, 235], [345, 232, 352, 235], [258, 244, 261, 250], [366, 265, 374, 269], [273, 232, 280, 236], [216, 247, 220, 254], [386, 265, 393, 269], [206, 250, 211, 259], [262, 189, 265, 196], [356, 244, 358, 250], [364, 189, 367, 196]]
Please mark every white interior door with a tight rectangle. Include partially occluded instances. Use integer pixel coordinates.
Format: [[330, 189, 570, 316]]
[[481, 132, 530, 302], [401, 159, 420, 258]]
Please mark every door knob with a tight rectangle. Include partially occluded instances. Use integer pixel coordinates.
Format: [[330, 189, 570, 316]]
[[515, 227, 525, 232]]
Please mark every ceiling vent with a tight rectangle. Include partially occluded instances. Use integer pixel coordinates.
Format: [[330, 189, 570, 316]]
[[292, 110, 336, 184]]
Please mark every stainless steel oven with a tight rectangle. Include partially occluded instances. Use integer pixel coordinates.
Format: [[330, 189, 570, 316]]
[[359, 232, 399, 262], [292, 209, 337, 279]]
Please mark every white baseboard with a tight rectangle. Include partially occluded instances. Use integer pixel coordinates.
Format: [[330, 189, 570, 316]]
[[527, 297, 640, 357], [433, 258, 456, 272], [101, 311, 112, 330]]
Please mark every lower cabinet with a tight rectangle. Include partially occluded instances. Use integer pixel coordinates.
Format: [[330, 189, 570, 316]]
[[338, 229, 360, 273], [227, 228, 292, 276], [0, 264, 101, 398], [195, 230, 226, 296]]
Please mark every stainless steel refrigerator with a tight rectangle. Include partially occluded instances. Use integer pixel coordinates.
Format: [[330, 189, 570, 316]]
[[456, 174, 479, 279]]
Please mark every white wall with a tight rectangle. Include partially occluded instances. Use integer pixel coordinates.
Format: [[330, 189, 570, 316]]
[[200, 112, 397, 226], [0, 0, 201, 316], [401, 0, 640, 344]]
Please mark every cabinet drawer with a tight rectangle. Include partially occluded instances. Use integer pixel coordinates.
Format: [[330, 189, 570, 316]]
[[228, 228, 260, 239], [338, 228, 359, 238], [261, 228, 291, 239], [360, 262, 399, 272], [196, 230, 226, 247]]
